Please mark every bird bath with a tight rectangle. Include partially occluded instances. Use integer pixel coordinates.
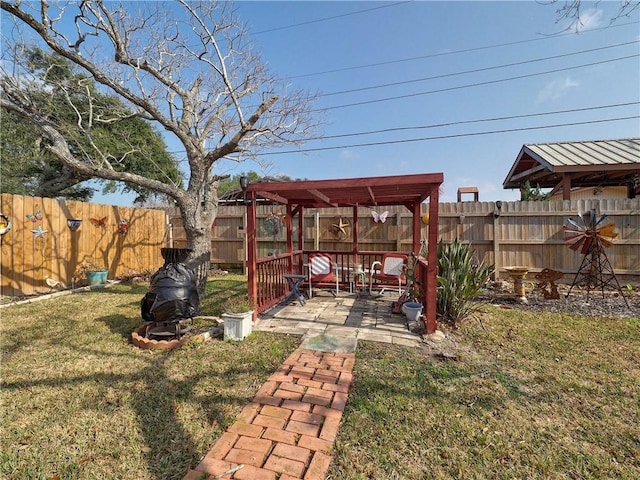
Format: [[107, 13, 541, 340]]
[[505, 266, 529, 304]]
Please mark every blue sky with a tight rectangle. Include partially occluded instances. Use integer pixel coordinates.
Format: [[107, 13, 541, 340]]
[[100, 1, 639, 205]]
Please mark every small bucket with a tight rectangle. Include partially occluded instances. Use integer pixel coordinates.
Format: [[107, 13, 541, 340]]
[[402, 302, 423, 322]]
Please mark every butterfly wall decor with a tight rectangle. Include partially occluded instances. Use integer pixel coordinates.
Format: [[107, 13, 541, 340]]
[[90, 216, 107, 228], [26, 210, 43, 222], [371, 210, 389, 223]]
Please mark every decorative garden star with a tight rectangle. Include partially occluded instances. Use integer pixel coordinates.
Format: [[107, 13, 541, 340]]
[[332, 217, 349, 235], [31, 225, 48, 238]]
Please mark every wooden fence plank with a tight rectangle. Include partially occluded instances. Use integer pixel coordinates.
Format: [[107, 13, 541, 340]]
[[0, 194, 166, 297], [169, 199, 640, 282]]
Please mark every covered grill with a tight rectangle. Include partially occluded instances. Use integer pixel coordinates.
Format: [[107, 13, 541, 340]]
[[140, 248, 200, 340]]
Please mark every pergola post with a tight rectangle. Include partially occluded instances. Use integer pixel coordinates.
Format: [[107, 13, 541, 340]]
[[297, 205, 304, 271], [352, 205, 359, 265], [286, 202, 293, 273], [425, 189, 439, 334], [246, 192, 258, 319], [411, 202, 421, 254]]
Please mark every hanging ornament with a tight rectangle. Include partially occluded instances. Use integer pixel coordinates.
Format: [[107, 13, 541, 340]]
[[421, 213, 430, 225], [263, 211, 284, 237], [0, 213, 12, 236], [118, 220, 130, 234], [67, 218, 82, 231]]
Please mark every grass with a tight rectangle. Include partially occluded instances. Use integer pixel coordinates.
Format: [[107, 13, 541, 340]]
[[2, 277, 639, 479], [1, 275, 300, 480], [329, 306, 640, 479]]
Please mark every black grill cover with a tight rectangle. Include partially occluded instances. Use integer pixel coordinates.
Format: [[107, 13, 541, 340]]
[[141, 262, 200, 323]]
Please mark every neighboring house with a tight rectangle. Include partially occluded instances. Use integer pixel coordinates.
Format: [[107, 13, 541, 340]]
[[503, 138, 640, 200], [549, 186, 629, 201]]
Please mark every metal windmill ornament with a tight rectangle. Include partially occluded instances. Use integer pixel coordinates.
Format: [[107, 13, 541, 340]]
[[563, 209, 629, 307]]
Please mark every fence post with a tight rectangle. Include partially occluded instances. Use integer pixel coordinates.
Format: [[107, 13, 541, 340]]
[[493, 208, 501, 280]]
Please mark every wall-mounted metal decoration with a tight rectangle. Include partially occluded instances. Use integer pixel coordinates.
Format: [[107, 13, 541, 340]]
[[118, 220, 130, 234], [0, 213, 12, 236], [26, 210, 43, 222], [90, 216, 107, 228], [330, 216, 351, 240], [371, 210, 389, 223], [67, 218, 82, 231], [31, 225, 48, 238]]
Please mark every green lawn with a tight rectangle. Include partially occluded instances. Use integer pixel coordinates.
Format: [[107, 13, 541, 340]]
[[2, 278, 639, 479], [329, 306, 640, 479], [1, 277, 300, 480]]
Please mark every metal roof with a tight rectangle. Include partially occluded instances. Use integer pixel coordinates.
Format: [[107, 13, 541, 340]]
[[503, 138, 640, 191], [246, 173, 443, 209]]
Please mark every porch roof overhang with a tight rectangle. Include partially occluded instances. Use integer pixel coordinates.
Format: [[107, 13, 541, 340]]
[[246, 172, 444, 209], [502, 139, 640, 195]]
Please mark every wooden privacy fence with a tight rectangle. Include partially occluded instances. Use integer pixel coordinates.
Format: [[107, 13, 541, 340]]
[[1, 194, 168, 297], [169, 198, 640, 282]]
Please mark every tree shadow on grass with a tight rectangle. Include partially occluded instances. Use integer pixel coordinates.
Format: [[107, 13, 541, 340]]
[[2, 339, 290, 479]]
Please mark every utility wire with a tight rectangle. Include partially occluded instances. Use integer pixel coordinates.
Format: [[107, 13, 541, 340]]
[[257, 116, 640, 156], [321, 40, 639, 97], [287, 20, 639, 78], [311, 102, 640, 141], [164, 101, 639, 155], [317, 54, 639, 111], [252, 1, 413, 35]]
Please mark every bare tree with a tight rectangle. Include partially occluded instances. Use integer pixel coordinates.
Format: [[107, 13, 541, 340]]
[[1, 0, 316, 289], [542, 0, 640, 32]]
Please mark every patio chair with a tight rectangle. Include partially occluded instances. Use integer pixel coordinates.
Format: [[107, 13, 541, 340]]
[[369, 253, 408, 295], [307, 253, 339, 298]]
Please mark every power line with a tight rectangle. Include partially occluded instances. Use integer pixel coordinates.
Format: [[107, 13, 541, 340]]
[[321, 40, 639, 97], [164, 101, 639, 156], [287, 20, 640, 78], [257, 116, 640, 156], [311, 102, 640, 141], [252, 1, 413, 35], [317, 54, 639, 111]]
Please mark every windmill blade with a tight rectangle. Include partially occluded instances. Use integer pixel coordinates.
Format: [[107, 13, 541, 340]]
[[563, 229, 584, 238], [599, 237, 615, 248], [565, 217, 583, 230], [569, 237, 587, 251], [595, 213, 608, 227], [580, 236, 593, 255], [564, 235, 585, 245], [589, 209, 596, 229], [596, 222, 618, 239]]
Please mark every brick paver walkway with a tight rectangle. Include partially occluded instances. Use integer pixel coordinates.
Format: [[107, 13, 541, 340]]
[[183, 348, 355, 480]]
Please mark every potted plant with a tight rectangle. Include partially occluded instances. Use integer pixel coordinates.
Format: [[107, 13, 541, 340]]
[[221, 295, 255, 341], [73, 257, 108, 286]]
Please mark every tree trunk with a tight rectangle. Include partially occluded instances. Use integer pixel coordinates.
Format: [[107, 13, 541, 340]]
[[179, 196, 217, 295]]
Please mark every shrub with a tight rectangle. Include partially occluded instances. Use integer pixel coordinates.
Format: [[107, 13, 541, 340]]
[[436, 238, 494, 327]]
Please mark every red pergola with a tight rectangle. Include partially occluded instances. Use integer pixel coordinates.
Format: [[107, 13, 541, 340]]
[[244, 172, 443, 333]]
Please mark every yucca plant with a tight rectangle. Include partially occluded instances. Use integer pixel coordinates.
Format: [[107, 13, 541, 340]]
[[436, 238, 494, 327]]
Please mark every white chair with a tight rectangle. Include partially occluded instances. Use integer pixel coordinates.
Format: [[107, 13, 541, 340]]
[[369, 253, 407, 295], [308, 253, 339, 298]]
